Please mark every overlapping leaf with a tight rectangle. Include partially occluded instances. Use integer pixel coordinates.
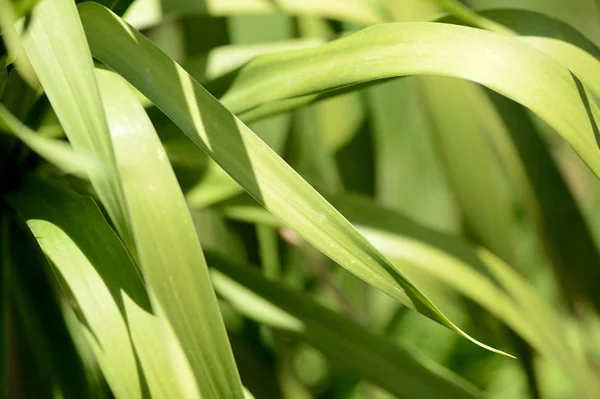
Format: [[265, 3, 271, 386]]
[[188, 20, 600, 183], [78, 2, 504, 355], [20, 0, 243, 396]]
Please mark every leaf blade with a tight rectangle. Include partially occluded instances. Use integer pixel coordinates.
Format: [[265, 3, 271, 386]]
[[78, 2, 506, 356]]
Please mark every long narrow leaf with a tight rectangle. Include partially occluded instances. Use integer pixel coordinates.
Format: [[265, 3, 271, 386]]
[[201, 21, 600, 180], [96, 68, 244, 398], [78, 2, 505, 356], [20, 0, 242, 395], [21, 0, 129, 239], [4, 177, 149, 399]]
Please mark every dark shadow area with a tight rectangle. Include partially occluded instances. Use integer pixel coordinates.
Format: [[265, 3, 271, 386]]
[[7, 215, 93, 398], [4, 176, 154, 332], [572, 72, 600, 149], [4, 176, 153, 397]]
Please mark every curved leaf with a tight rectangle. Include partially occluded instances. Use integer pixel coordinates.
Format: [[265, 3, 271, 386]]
[[441, 9, 600, 98], [96, 68, 244, 398], [206, 21, 600, 180], [78, 2, 506, 356]]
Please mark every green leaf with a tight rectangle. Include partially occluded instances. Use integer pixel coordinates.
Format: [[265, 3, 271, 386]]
[[0, 104, 87, 177], [4, 177, 152, 399], [6, 217, 92, 398], [21, 0, 130, 240], [96, 68, 244, 398], [21, 0, 243, 395], [207, 21, 600, 181], [441, 9, 600, 98], [78, 2, 506, 356]]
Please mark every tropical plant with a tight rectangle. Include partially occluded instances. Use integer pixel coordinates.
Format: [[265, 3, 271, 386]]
[[2, 0, 600, 397]]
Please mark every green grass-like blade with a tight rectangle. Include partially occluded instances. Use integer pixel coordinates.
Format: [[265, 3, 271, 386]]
[[7, 218, 92, 398], [4, 177, 149, 399], [208, 22, 600, 180], [21, 0, 130, 240], [441, 9, 600, 98], [96, 68, 244, 398], [78, 2, 507, 356], [20, 0, 243, 395]]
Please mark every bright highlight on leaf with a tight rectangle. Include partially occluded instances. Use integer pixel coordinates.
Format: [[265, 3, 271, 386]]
[[78, 1, 510, 358]]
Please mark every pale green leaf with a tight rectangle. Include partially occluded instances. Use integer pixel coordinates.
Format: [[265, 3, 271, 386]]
[[78, 2, 505, 356], [20, 0, 243, 395], [21, 0, 130, 240], [209, 22, 600, 182], [96, 68, 244, 398], [4, 177, 150, 399]]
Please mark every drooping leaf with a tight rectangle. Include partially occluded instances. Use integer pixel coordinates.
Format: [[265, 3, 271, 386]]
[[78, 2, 505, 356], [193, 21, 600, 183], [440, 9, 600, 98]]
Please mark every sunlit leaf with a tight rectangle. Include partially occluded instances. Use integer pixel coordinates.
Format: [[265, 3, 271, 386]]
[[78, 1, 505, 356]]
